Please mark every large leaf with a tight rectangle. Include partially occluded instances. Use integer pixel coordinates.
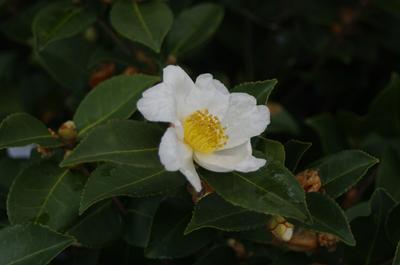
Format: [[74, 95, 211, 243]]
[[80, 163, 184, 213], [73, 74, 159, 137], [305, 192, 355, 245], [309, 150, 378, 198], [200, 161, 309, 221], [145, 199, 216, 259], [0, 224, 74, 265], [166, 3, 224, 56], [60, 120, 163, 167], [386, 203, 400, 244], [232, 79, 277, 105], [67, 201, 122, 248], [110, 0, 173, 52], [123, 196, 162, 248], [33, 1, 96, 50], [284, 139, 312, 172], [0, 113, 60, 149], [7, 162, 85, 231], [185, 193, 266, 234]]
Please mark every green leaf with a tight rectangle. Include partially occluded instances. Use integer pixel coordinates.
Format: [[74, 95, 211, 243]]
[[200, 161, 309, 222], [284, 139, 312, 172], [306, 113, 348, 154], [256, 137, 285, 164], [67, 201, 122, 248], [33, 1, 96, 50], [346, 202, 371, 222], [80, 163, 184, 213], [74, 74, 159, 137], [386, 203, 400, 244], [110, 0, 173, 52], [0, 224, 74, 265], [185, 193, 266, 234], [0, 113, 60, 149], [7, 162, 85, 231], [166, 3, 224, 56], [376, 147, 400, 201], [60, 120, 163, 167], [232, 79, 277, 105], [305, 192, 355, 245], [394, 242, 400, 265], [145, 199, 216, 259], [268, 104, 300, 135], [123, 196, 162, 248], [309, 150, 378, 198]]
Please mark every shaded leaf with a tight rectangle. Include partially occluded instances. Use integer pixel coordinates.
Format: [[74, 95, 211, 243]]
[[394, 242, 400, 265], [80, 163, 184, 213], [61, 120, 163, 167], [73, 74, 159, 137], [232, 79, 277, 105], [33, 1, 96, 50], [376, 147, 400, 201], [0, 224, 74, 265], [386, 203, 400, 244], [268, 103, 300, 135], [166, 3, 224, 56], [193, 245, 236, 265], [0, 113, 60, 149], [7, 162, 85, 231], [186, 193, 266, 234], [256, 137, 285, 164], [310, 150, 378, 198], [305, 192, 355, 245], [200, 161, 309, 221], [110, 0, 173, 52], [284, 139, 312, 172]]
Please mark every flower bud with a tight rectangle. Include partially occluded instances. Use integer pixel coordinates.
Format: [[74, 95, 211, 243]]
[[268, 216, 294, 242], [58, 121, 77, 141], [296, 169, 322, 193]]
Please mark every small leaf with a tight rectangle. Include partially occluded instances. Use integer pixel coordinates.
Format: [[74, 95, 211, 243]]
[[60, 120, 163, 167], [284, 139, 312, 172], [0, 224, 74, 265], [0, 113, 60, 149], [309, 150, 379, 198], [386, 203, 400, 244], [73, 74, 159, 137], [200, 161, 309, 222], [80, 163, 185, 213], [305, 192, 355, 246], [256, 137, 285, 164], [110, 0, 173, 52], [186, 193, 266, 234], [67, 201, 122, 248], [232, 79, 277, 105], [33, 1, 96, 50], [145, 199, 216, 259], [123, 196, 162, 248], [166, 3, 224, 56], [7, 162, 85, 231]]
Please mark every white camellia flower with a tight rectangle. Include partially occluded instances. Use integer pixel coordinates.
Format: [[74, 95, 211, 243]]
[[137, 65, 270, 192]]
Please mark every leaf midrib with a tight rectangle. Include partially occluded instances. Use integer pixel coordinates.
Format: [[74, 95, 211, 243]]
[[0, 135, 55, 148], [133, 2, 155, 45], [322, 160, 377, 186]]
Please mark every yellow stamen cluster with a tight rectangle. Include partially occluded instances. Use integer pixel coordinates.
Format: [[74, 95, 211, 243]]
[[183, 109, 228, 153]]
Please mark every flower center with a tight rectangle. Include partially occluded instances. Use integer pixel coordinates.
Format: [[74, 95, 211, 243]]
[[183, 109, 228, 153]]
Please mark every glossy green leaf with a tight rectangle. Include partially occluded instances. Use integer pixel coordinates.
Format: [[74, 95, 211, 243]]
[[60, 120, 163, 167], [0, 113, 60, 149], [80, 163, 185, 213], [232, 79, 277, 105], [110, 0, 173, 52], [145, 200, 216, 259], [310, 150, 378, 198], [186, 193, 266, 234], [256, 137, 285, 164], [305, 192, 355, 245], [306, 113, 348, 154], [7, 162, 85, 231], [123, 196, 162, 248], [284, 139, 312, 172], [67, 201, 122, 248], [386, 203, 400, 244], [33, 1, 96, 50], [200, 161, 309, 221], [73, 74, 159, 137], [0, 224, 74, 265], [166, 3, 224, 56]]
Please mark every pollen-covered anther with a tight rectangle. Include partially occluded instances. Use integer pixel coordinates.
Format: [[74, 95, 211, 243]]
[[183, 109, 228, 153]]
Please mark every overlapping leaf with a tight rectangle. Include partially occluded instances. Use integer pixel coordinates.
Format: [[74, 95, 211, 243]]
[[232, 79, 277, 105]]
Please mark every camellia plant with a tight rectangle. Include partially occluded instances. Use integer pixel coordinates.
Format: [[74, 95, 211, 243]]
[[0, 0, 400, 265]]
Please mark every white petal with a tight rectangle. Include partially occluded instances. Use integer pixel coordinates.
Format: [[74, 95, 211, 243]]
[[137, 83, 176, 122], [158, 127, 202, 192], [194, 141, 252, 172], [163, 65, 196, 94], [222, 93, 270, 149], [234, 155, 266, 172], [195, 73, 229, 95]]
